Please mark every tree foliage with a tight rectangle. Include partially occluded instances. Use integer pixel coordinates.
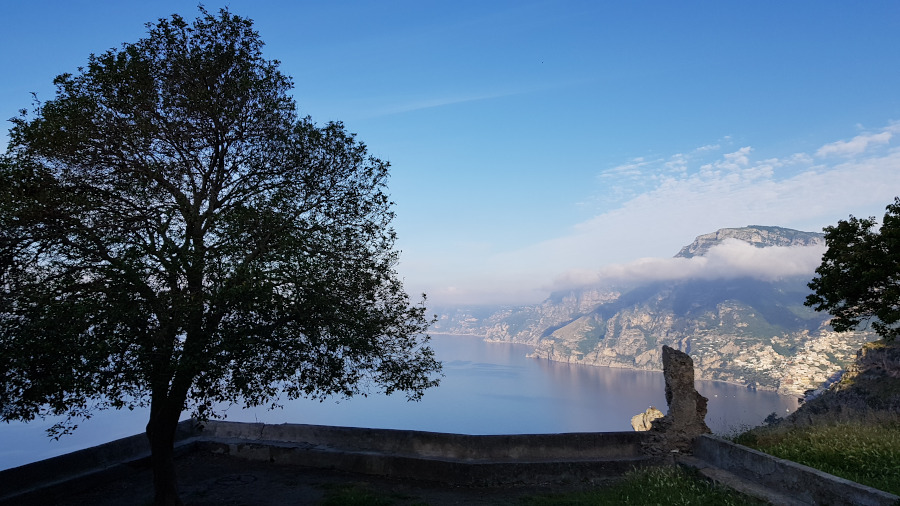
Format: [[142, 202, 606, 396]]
[[806, 197, 900, 341], [0, 8, 439, 504]]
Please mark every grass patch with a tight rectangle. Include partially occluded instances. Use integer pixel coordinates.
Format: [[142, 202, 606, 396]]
[[320, 482, 416, 506], [520, 466, 766, 506], [317, 467, 766, 506], [733, 415, 900, 496]]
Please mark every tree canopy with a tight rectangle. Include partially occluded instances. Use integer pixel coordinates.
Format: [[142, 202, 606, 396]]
[[806, 197, 900, 342], [0, 8, 440, 505]]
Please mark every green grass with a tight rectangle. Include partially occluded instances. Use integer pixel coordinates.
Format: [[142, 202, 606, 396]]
[[320, 483, 416, 506], [733, 416, 900, 496], [520, 466, 766, 506], [317, 467, 765, 506]]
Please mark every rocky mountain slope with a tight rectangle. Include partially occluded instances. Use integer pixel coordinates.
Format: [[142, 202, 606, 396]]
[[791, 338, 900, 420], [431, 226, 877, 396], [675, 225, 824, 258]]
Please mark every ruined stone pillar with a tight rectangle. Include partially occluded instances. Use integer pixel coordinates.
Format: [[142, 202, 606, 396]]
[[644, 345, 711, 453]]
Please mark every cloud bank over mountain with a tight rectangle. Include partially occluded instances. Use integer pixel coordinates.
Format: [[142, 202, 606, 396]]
[[549, 239, 826, 293], [417, 122, 900, 306]]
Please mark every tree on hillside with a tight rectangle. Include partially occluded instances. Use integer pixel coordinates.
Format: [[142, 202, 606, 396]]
[[806, 197, 900, 342], [0, 9, 440, 505]]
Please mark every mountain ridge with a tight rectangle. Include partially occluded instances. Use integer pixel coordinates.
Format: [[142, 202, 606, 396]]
[[675, 225, 824, 258]]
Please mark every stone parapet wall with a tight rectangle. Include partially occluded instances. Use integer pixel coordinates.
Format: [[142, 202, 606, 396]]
[[0, 420, 198, 505], [0, 421, 655, 504], [3, 421, 897, 505], [199, 420, 647, 461]]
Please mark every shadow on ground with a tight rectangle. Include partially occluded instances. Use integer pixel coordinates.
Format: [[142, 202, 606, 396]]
[[51, 450, 606, 506]]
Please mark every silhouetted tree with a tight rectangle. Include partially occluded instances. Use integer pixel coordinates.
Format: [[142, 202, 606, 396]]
[[0, 9, 440, 505], [806, 197, 900, 342]]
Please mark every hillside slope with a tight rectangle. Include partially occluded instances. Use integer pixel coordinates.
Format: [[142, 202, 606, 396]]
[[791, 338, 900, 420]]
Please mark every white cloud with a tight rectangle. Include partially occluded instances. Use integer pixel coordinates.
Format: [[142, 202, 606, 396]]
[[549, 240, 825, 291], [362, 78, 593, 119], [366, 89, 523, 118], [695, 143, 721, 152], [600, 157, 653, 178], [722, 146, 752, 167], [412, 123, 900, 306], [816, 130, 892, 157]]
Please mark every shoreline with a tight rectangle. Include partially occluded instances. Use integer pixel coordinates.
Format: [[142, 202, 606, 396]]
[[432, 332, 803, 398]]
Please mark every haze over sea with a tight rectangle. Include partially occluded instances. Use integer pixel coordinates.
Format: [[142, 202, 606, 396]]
[[0, 334, 796, 471]]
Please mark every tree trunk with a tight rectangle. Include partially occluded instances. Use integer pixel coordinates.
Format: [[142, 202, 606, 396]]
[[146, 400, 183, 506]]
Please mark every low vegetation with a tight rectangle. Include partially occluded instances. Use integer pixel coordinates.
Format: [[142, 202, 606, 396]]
[[733, 412, 900, 496], [319, 466, 766, 505], [321, 482, 405, 506], [521, 466, 766, 506]]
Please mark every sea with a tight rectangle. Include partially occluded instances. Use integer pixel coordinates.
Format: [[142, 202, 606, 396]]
[[0, 334, 798, 470]]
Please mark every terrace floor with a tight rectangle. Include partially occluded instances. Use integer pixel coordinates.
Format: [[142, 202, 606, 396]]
[[50, 449, 605, 506]]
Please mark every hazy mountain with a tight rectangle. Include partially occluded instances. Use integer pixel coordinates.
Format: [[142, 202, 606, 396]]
[[431, 226, 877, 396]]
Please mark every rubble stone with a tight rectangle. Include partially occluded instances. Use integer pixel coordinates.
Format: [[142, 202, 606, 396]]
[[630, 406, 664, 431]]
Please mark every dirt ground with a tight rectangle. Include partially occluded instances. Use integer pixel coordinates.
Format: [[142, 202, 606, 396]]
[[49, 451, 603, 506]]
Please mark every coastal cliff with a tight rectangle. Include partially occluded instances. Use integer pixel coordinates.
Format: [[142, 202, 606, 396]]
[[432, 226, 877, 396]]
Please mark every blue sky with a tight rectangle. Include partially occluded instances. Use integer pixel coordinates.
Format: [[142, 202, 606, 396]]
[[2, 1, 899, 305]]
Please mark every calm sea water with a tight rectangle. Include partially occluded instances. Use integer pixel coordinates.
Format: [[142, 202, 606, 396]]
[[0, 334, 797, 470]]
